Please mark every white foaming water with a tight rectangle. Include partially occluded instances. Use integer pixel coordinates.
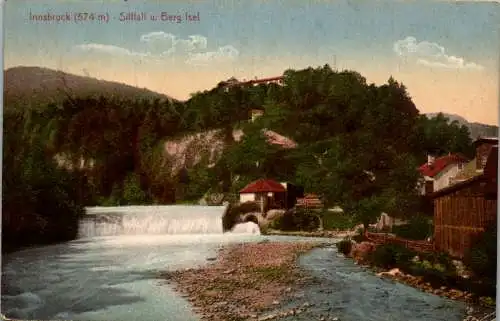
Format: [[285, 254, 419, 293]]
[[79, 205, 236, 238], [3, 205, 266, 321], [230, 222, 261, 234]]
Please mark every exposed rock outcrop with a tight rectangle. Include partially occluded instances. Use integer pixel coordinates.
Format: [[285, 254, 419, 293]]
[[162, 127, 295, 176], [164, 129, 243, 174]]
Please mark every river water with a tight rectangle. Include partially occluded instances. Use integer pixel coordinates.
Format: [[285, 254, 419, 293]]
[[1, 205, 466, 321]]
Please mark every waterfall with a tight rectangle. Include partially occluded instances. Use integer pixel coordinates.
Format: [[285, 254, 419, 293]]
[[78, 205, 233, 238], [230, 222, 261, 234]]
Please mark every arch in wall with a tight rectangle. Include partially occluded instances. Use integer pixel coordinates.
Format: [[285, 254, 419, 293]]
[[243, 214, 259, 225]]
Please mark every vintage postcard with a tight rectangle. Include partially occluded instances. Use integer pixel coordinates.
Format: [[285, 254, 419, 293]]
[[2, 0, 499, 321]]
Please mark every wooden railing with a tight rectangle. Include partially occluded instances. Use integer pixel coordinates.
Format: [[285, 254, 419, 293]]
[[366, 232, 435, 253]]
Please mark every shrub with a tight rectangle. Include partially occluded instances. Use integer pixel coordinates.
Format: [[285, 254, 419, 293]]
[[273, 208, 321, 232], [465, 224, 497, 280], [336, 238, 353, 255], [350, 241, 377, 263], [321, 212, 357, 230], [392, 215, 432, 240], [122, 173, 148, 204], [419, 251, 456, 273], [369, 243, 416, 269]]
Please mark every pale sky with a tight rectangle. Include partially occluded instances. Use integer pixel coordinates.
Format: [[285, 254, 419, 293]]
[[4, 0, 500, 125]]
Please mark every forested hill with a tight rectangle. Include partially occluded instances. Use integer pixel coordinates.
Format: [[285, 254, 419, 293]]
[[424, 112, 498, 140], [4, 66, 174, 112], [4, 64, 479, 252]]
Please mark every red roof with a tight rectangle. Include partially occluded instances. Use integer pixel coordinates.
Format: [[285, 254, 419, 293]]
[[419, 154, 468, 178], [239, 179, 286, 193]]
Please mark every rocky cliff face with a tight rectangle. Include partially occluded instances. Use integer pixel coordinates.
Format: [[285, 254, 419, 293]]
[[163, 129, 244, 174], [161, 126, 297, 177]]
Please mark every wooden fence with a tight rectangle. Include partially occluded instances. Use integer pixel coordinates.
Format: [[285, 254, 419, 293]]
[[366, 232, 435, 254], [432, 176, 497, 259]]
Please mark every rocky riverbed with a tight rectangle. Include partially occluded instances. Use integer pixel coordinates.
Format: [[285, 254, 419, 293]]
[[161, 241, 323, 321], [344, 242, 495, 321], [373, 268, 495, 321]]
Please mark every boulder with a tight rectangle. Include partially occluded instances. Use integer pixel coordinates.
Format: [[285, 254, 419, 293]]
[[349, 241, 376, 263]]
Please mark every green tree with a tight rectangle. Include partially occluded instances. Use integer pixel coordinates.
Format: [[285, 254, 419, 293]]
[[122, 173, 148, 204], [416, 113, 473, 160], [261, 66, 422, 229], [3, 110, 85, 252]]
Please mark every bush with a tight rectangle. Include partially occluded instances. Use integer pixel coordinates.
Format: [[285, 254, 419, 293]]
[[408, 264, 457, 287], [419, 251, 456, 273], [322, 213, 357, 230], [122, 173, 148, 204], [336, 238, 353, 255], [392, 215, 432, 240], [272, 208, 321, 232], [369, 243, 416, 269], [465, 224, 497, 280]]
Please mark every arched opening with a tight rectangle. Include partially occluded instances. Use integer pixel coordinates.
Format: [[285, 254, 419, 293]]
[[244, 214, 259, 225]]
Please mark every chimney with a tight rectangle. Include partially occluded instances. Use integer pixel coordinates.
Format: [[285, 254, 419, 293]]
[[427, 154, 435, 166]]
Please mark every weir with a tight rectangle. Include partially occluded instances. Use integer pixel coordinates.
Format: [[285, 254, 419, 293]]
[[78, 205, 260, 238]]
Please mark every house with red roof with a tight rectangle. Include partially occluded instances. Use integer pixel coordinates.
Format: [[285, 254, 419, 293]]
[[239, 179, 304, 212], [418, 153, 469, 195], [431, 143, 497, 258]]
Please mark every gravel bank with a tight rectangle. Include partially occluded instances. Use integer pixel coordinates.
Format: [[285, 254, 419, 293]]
[[161, 241, 322, 321]]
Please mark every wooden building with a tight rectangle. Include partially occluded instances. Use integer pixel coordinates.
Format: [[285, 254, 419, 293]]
[[295, 193, 323, 210], [431, 145, 497, 258]]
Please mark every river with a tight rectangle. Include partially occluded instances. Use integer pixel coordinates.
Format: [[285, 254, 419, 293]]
[[1, 205, 466, 320]]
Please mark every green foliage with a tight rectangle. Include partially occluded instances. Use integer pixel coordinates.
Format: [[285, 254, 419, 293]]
[[416, 113, 474, 159], [321, 212, 357, 230], [369, 243, 416, 269], [182, 163, 217, 202], [465, 224, 497, 280], [272, 208, 321, 232], [6, 65, 476, 252], [122, 173, 148, 204], [336, 238, 353, 255], [2, 111, 85, 252], [260, 67, 425, 227], [418, 251, 456, 272], [392, 215, 433, 240]]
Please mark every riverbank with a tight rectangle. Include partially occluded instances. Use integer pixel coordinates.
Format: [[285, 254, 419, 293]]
[[372, 267, 495, 321], [161, 241, 323, 321], [340, 241, 495, 321]]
